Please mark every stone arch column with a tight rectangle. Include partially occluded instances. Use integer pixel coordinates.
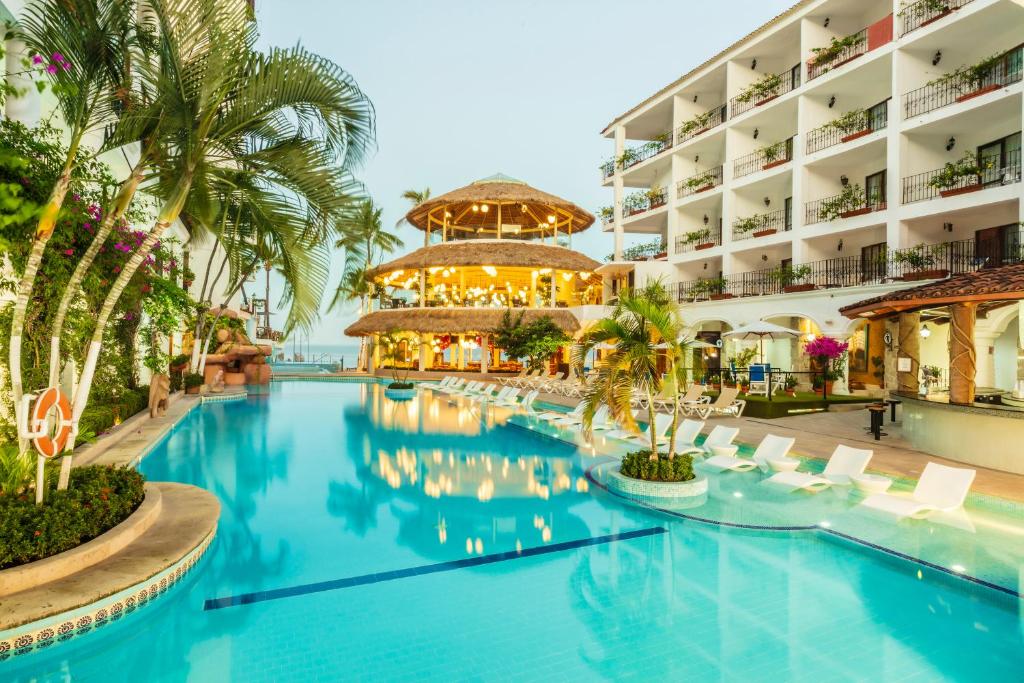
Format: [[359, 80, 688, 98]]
[[897, 312, 921, 394], [949, 303, 977, 405]]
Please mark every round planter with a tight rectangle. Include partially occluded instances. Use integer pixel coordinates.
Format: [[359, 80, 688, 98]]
[[384, 387, 417, 400], [606, 467, 709, 501]]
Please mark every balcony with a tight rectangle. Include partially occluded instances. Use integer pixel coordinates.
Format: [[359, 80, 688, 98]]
[[623, 187, 668, 218], [902, 148, 1021, 204], [676, 232, 1024, 303], [616, 133, 674, 172], [732, 208, 792, 242], [898, 0, 974, 37], [676, 105, 727, 145], [733, 137, 794, 179], [677, 166, 724, 199], [805, 186, 886, 225], [807, 15, 893, 82], [903, 46, 1023, 119], [675, 226, 722, 254], [600, 160, 615, 181], [730, 66, 801, 117], [806, 101, 888, 155]]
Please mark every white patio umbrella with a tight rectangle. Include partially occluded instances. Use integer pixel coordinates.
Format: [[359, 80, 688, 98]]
[[722, 321, 801, 363]]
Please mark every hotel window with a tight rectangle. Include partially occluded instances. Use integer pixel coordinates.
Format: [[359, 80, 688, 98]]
[[865, 170, 886, 208], [977, 132, 1021, 187]]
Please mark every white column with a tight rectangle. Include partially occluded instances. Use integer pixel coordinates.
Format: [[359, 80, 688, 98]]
[[480, 335, 489, 375], [613, 126, 626, 261]]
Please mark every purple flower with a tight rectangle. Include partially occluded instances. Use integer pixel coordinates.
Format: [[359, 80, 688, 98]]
[[51, 52, 64, 62], [31, 55, 43, 65], [123, 311, 133, 321], [64, 249, 74, 255], [72, 193, 81, 202], [46, 65, 57, 75], [83, 221, 91, 229], [61, 62, 71, 71]]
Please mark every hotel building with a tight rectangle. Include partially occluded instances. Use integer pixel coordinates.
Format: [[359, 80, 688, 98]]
[[599, 0, 1023, 393]]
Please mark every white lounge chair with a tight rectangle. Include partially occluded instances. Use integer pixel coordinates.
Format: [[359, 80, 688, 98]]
[[860, 462, 975, 519], [499, 369, 528, 386], [703, 434, 795, 472], [420, 375, 452, 390], [538, 402, 584, 422], [493, 387, 521, 406], [691, 387, 746, 419], [519, 390, 540, 411], [680, 424, 739, 457], [765, 444, 872, 491], [559, 404, 612, 429], [510, 369, 540, 388], [678, 384, 710, 415], [670, 418, 706, 453], [450, 380, 483, 395], [471, 384, 498, 400], [440, 377, 467, 394], [607, 412, 676, 449]]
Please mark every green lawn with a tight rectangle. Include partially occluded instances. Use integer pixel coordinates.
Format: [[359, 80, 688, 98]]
[[709, 390, 875, 418]]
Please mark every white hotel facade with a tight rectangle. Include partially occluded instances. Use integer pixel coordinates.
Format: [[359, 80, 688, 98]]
[[599, 0, 1024, 392]]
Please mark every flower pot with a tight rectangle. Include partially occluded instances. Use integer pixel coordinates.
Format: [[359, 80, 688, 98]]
[[939, 184, 982, 198], [840, 129, 872, 143], [901, 268, 949, 282], [786, 389, 797, 397], [829, 53, 864, 70], [756, 95, 779, 107], [920, 8, 953, 28], [813, 381, 834, 396], [185, 385, 201, 395], [783, 283, 817, 293], [709, 293, 734, 300], [752, 228, 777, 238], [695, 242, 715, 250], [839, 206, 873, 219], [385, 387, 416, 400], [694, 184, 715, 194], [955, 84, 1001, 103], [762, 159, 789, 170]]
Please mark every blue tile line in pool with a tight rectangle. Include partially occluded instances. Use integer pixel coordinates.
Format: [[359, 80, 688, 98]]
[[203, 526, 667, 611]]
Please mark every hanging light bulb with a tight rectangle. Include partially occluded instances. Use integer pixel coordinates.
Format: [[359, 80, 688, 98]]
[[920, 324, 932, 339]]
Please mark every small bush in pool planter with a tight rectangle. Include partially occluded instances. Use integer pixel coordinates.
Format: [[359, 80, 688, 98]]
[[620, 450, 695, 483], [388, 381, 414, 390]]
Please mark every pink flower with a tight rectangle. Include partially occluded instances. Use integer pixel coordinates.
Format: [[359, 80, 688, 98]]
[[31, 55, 43, 65], [64, 249, 74, 255], [83, 221, 91, 229], [51, 52, 64, 62], [804, 336, 849, 361], [61, 62, 71, 71], [46, 65, 57, 75], [113, 266, 121, 273]]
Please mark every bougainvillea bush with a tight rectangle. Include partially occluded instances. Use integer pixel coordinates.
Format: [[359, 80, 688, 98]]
[[804, 335, 850, 380]]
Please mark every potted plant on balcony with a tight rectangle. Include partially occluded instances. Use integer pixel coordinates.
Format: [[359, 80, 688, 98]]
[[770, 264, 816, 293], [899, 0, 955, 28], [645, 184, 666, 209], [892, 244, 949, 281], [600, 160, 615, 178], [819, 183, 873, 221], [927, 151, 992, 197], [646, 131, 673, 155], [678, 109, 715, 139], [826, 109, 871, 143], [736, 72, 783, 106], [685, 170, 718, 194], [684, 227, 715, 250], [616, 147, 641, 170], [809, 33, 867, 71], [598, 206, 614, 223], [805, 335, 849, 396], [761, 140, 790, 170], [734, 214, 770, 237], [623, 191, 647, 216], [690, 276, 730, 300]]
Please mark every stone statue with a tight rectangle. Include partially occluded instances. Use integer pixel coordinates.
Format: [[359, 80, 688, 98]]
[[149, 374, 171, 417], [211, 369, 225, 394]]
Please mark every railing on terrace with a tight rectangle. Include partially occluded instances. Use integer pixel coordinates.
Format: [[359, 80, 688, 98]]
[[619, 133, 674, 171], [903, 46, 1023, 118], [902, 148, 1022, 204], [806, 100, 888, 154], [733, 137, 794, 178], [899, 0, 974, 37], [675, 227, 722, 254], [600, 160, 615, 180], [732, 208, 792, 241], [677, 166, 724, 198], [805, 189, 886, 225], [730, 66, 801, 117], [623, 188, 668, 217], [676, 105, 727, 145], [808, 28, 868, 81], [676, 232, 1024, 303]]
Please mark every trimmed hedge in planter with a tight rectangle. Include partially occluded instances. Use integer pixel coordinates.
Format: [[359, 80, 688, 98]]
[[620, 450, 695, 482], [0, 466, 145, 569], [76, 387, 151, 445]]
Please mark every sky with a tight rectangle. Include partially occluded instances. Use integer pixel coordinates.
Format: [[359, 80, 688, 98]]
[[254, 0, 794, 345]]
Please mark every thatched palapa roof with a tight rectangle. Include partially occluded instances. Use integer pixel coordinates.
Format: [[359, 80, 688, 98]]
[[404, 174, 595, 237], [367, 240, 602, 280], [344, 308, 582, 337]]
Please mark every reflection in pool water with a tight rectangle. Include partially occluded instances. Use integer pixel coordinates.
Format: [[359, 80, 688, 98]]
[[1, 381, 1021, 681]]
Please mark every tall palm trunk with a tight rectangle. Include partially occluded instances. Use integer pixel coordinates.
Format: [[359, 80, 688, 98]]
[[72, 173, 193, 430], [667, 360, 680, 460], [48, 168, 145, 388], [647, 390, 658, 456]]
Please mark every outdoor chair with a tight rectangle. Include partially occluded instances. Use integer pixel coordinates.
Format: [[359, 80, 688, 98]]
[[608, 412, 676, 450], [679, 424, 739, 457], [747, 364, 770, 397], [765, 444, 872, 491], [693, 387, 746, 419], [860, 462, 975, 519], [703, 434, 795, 472]]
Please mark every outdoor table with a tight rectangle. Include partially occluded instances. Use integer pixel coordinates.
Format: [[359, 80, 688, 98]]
[[884, 398, 901, 422]]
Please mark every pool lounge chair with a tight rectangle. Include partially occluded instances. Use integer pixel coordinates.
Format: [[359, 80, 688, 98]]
[[537, 402, 584, 422], [554, 404, 609, 428], [703, 434, 795, 472], [677, 384, 710, 415], [450, 380, 483, 395], [492, 388, 521, 406], [668, 418, 706, 453], [680, 424, 739, 457], [420, 376, 452, 390], [765, 444, 872, 491], [607, 412, 676, 449], [518, 390, 540, 411], [860, 462, 976, 519], [499, 369, 528, 386], [471, 384, 498, 400], [439, 378, 467, 394], [509, 369, 538, 388], [537, 372, 568, 393], [691, 387, 746, 419]]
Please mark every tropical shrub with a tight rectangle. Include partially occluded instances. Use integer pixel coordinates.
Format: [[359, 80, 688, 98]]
[[493, 311, 569, 370], [0, 465, 145, 569], [184, 373, 204, 390], [805, 335, 849, 381], [620, 450, 695, 482]]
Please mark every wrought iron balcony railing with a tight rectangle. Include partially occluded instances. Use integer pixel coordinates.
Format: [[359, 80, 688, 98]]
[[808, 28, 868, 81], [805, 189, 887, 225], [903, 46, 1023, 118], [731, 208, 792, 241], [899, 0, 974, 37], [806, 100, 888, 155], [902, 148, 1021, 204], [676, 105, 727, 145], [733, 137, 794, 178], [623, 188, 668, 217], [675, 227, 722, 254], [676, 166, 724, 199], [730, 66, 801, 117]]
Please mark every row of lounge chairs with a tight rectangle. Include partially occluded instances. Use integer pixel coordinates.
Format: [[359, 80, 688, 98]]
[[423, 376, 539, 410]]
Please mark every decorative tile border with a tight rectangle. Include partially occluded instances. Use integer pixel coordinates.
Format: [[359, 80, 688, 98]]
[[604, 465, 709, 500], [0, 530, 215, 661], [201, 391, 247, 404]]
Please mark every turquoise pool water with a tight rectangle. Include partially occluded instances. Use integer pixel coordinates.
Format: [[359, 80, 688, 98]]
[[2, 381, 1022, 681]]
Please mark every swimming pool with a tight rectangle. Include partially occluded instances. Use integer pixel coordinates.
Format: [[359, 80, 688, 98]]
[[3, 380, 1022, 681]]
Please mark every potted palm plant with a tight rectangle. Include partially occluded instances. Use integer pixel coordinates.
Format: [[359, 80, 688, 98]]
[[184, 373, 204, 395], [783, 374, 799, 397]]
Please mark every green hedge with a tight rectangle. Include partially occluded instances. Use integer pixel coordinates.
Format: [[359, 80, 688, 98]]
[[620, 450, 695, 482], [76, 386, 151, 445], [0, 466, 146, 569]]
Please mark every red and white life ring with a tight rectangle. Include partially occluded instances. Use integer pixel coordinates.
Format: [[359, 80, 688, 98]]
[[30, 387, 74, 459]]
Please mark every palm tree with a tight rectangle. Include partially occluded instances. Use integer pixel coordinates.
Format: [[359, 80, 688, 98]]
[[573, 280, 690, 459], [332, 199, 402, 370], [401, 188, 430, 205], [70, 0, 372, 434], [8, 0, 146, 444]]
